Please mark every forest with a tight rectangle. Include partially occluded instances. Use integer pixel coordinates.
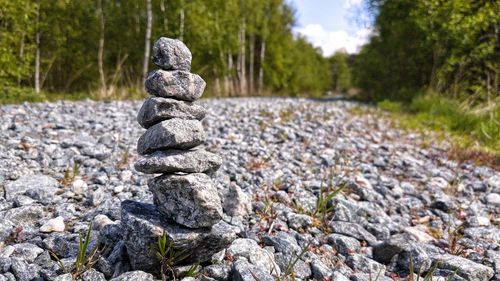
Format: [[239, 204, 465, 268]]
[[0, 0, 498, 110]]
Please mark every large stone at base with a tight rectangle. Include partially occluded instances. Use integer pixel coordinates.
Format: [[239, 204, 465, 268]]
[[148, 173, 223, 228], [135, 149, 222, 174], [121, 200, 237, 274], [137, 118, 205, 155]]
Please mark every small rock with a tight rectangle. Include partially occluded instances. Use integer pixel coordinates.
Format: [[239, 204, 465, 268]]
[[81, 269, 106, 281], [110, 271, 155, 281], [231, 258, 274, 281], [92, 214, 114, 231], [485, 193, 500, 206], [221, 184, 252, 217], [329, 221, 378, 245], [325, 233, 361, 255], [40, 216, 65, 233], [5, 175, 58, 203], [346, 254, 386, 276], [72, 178, 87, 194], [434, 254, 494, 281]]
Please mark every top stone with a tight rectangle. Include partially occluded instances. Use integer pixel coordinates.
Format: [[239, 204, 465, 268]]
[[152, 37, 192, 71]]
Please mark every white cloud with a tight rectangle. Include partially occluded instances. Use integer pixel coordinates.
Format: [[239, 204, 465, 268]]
[[294, 24, 371, 56], [344, 0, 363, 8]]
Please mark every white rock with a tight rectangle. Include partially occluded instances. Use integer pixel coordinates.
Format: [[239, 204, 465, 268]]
[[72, 178, 87, 194], [119, 170, 133, 182], [0, 245, 15, 258], [92, 214, 115, 231], [40, 216, 65, 233], [113, 185, 124, 193], [404, 226, 436, 243], [486, 193, 500, 206]]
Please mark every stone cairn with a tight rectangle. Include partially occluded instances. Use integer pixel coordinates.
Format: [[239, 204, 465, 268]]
[[121, 37, 236, 273]]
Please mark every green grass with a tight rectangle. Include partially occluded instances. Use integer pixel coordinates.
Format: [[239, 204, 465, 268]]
[[0, 86, 147, 105], [377, 93, 499, 166]]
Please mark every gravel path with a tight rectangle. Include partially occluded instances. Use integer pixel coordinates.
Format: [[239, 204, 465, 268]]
[[0, 98, 498, 281]]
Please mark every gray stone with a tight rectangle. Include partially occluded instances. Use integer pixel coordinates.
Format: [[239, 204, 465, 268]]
[[203, 264, 231, 281], [145, 70, 206, 101], [325, 233, 361, 255], [152, 37, 192, 71], [110, 271, 155, 281], [311, 259, 332, 281], [5, 175, 58, 202], [329, 221, 378, 245], [274, 252, 312, 279], [286, 212, 313, 230], [121, 200, 236, 273], [231, 258, 274, 281], [226, 238, 280, 275], [11, 258, 40, 281], [263, 232, 301, 255], [137, 97, 206, 128], [135, 149, 222, 174], [346, 254, 385, 276], [54, 273, 73, 281], [221, 184, 252, 217], [11, 243, 43, 263], [81, 269, 106, 281], [149, 173, 222, 228], [137, 118, 205, 155], [434, 254, 494, 281]]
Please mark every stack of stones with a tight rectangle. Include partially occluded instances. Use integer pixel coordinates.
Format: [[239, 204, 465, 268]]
[[121, 37, 236, 273]]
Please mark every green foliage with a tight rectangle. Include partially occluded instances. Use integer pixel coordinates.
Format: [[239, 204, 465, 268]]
[[0, 0, 334, 101], [155, 231, 190, 281], [377, 93, 500, 153], [328, 51, 352, 92], [353, 0, 499, 102]]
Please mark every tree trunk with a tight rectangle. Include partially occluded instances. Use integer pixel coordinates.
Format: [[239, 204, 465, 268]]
[[179, 0, 185, 41], [160, 0, 168, 33], [142, 0, 153, 86], [237, 20, 247, 96], [225, 53, 234, 96], [249, 34, 255, 95], [34, 6, 40, 94], [18, 33, 25, 86], [97, 0, 106, 95], [258, 37, 266, 94]]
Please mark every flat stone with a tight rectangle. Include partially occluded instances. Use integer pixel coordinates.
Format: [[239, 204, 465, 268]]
[[434, 254, 494, 281], [5, 175, 58, 203], [152, 37, 192, 71], [329, 221, 378, 245], [137, 118, 205, 155], [110, 271, 155, 281], [148, 173, 222, 228], [137, 97, 206, 129], [135, 149, 221, 174], [231, 258, 275, 281], [145, 70, 206, 101], [121, 200, 236, 274]]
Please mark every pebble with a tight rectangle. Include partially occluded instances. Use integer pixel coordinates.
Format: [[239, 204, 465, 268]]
[[39, 216, 65, 233]]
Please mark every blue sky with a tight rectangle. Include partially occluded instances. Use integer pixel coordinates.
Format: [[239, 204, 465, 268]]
[[289, 0, 372, 56]]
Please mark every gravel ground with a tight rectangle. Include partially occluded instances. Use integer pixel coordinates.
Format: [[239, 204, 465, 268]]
[[0, 98, 499, 281]]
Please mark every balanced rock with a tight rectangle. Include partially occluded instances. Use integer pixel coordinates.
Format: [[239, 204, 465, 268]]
[[137, 118, 205, 155], [152, 37, 192, 71], [121, 200, 237, 272], [137, 97, 206, 128], [148, 173, 223, 228], [145, 70, 206, 101], [135, 149, 222, 174]]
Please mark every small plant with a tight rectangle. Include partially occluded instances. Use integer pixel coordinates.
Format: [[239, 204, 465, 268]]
[[278, 241, 312, 281], [312, 180, 346, 225], [117, 148, 130, 169], [447, 225, 465, 256], [279, 108, 294, 123], [61, 162, 80, 186], [52, 225, 100, 279], [156, 231, 190, 281], [185, 264, 200, 278]]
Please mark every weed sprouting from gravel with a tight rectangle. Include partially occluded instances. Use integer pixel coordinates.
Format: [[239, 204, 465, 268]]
[[155, 231, 190, 281]]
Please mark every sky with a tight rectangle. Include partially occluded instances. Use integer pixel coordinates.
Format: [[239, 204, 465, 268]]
[[290, 0, 372, 56]]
